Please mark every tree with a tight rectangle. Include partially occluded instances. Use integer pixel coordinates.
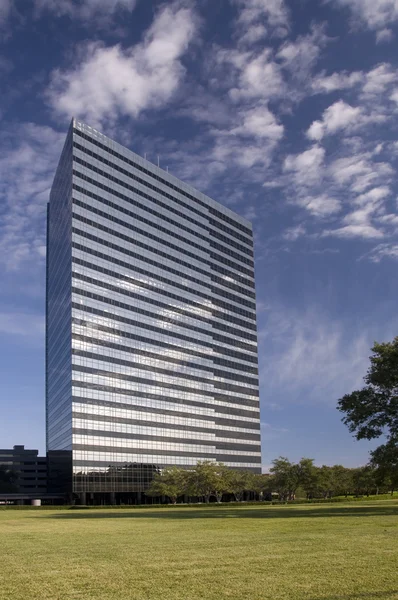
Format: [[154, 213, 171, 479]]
[[187, 461, 230, 503], [317, 466, 333, 499], [145, 466, 187, 504], [352, 466, 377, 497], [329, 465, 353, 497], [371, 441, 398, 496], [295, 458, 319, 499], [270, 457, 299, 500], [249, 473, 272, 500], [337, 337, 398, 467], [227, 470, 251, 502]]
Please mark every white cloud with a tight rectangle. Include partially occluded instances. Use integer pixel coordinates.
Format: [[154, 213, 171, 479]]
[[0, 122, 64, 271], [390, 88, 398, 103], [366, 243, 398, 261], [329, 153, 393, 193], [0, 313, 44, 336], [235, 0, 289, 32], [284, 145, 325, 186], [323, 224, 384, 239], [276, 25, 329, 81], [354, 186, 390, 205], [312, 70, 363, 94], [282, 224, 306, 241], [34, 0, 137, 19], [211, 137, 273, 169], [376, 27, 394, 43], [307, 100, 362, 141], [361, 63, 397, 97], [331, 0, 398, 32], [300, 194, 341, 217], [230, 105, 284, 140], [378, 213, 398, 226], [258, 306, 374, 403], [47, 2, 197, 127], [323, 186, 390, 239], [229, 49, 285, 101], [239, 24, 267, 45]]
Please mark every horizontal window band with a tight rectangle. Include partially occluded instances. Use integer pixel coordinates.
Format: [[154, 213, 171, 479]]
[[72, 236, 254, 305], [72, 172, 254, 273], [72, 218, 255, 318], [73, 245, 256, 329], [72, 364, 259, 398], [71, 380, 260, 414], [71, 282, 257, 351], [72, 397, 260, 427], [72, 411, 261, 440], [72, 461, 261, 472], [72, 177, 253, 258], [72, 314, 256, 376], [73, 129, 252, 237], [71, 263, 256, 341], [72, 251, 256, 314], [72, 349, 260, 386], [72, 428, 260, 452], [71, 302, 258, 364], [71, 225, 254, 289], [72, 333, 258, 375], [72, 190, 253, 267], [73, 143, 253, 247], [72, 443, 260, 462]]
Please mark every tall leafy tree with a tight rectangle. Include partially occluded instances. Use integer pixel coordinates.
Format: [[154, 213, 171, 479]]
[[296, 458, 319, 499], [337, 337, 398, 475], [146, 466, 187, 504], [352, 466, 377, 497], [187, 461, 230, 503], [371, 442, 398, 495], [270, 457, 299, 500], [227, 470, 251, 502]]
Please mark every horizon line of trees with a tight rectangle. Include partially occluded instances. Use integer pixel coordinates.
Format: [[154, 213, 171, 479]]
[[145, 457, 398, 505]]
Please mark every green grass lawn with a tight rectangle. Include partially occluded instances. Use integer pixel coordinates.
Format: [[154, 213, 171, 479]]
[[0, 502, 397, 600]]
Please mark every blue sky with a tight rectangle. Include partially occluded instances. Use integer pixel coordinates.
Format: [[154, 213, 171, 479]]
[[1, 0, 397, 469]]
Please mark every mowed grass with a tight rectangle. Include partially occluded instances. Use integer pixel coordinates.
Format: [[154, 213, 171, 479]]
[[0, 502, 397, 600]]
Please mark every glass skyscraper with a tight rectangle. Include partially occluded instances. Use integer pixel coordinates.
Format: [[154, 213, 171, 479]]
[[46, 119, 261, 503]]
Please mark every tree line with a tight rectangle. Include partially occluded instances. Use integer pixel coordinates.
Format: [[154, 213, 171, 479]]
[[145, 457, 397, 505]]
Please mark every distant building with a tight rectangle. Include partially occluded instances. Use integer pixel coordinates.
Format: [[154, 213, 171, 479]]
[[46, 119, 261, 504], [0, 445, 47, 495]]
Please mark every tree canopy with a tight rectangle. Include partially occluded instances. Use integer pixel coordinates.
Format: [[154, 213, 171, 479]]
[[337, 336, 398, 477], [145, 458, 395, 504]]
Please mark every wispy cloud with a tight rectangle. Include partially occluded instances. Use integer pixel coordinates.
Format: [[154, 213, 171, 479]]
[[234, 0, 290, 42], [258, 306, 390, 404], [0, 312, 44, 337], [330, 0, 398, 36], [46, 2, 197, 128], [34, 0, 138, 20], [0, 122, 64, 271], [363, 242, 398, 262]]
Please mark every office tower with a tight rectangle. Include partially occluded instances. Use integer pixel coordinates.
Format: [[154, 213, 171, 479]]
[[46, 119, 261, 503]]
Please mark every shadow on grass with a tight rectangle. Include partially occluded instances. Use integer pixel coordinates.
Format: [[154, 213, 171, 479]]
[[47, 504, 398, 521], [310, 592, 397, 600]]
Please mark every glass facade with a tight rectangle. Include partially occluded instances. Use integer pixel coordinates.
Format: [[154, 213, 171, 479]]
[[46, 119, 261, 501]]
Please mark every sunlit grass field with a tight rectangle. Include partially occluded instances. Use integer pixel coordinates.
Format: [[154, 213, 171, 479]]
[[1, 502, 397, 600]]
